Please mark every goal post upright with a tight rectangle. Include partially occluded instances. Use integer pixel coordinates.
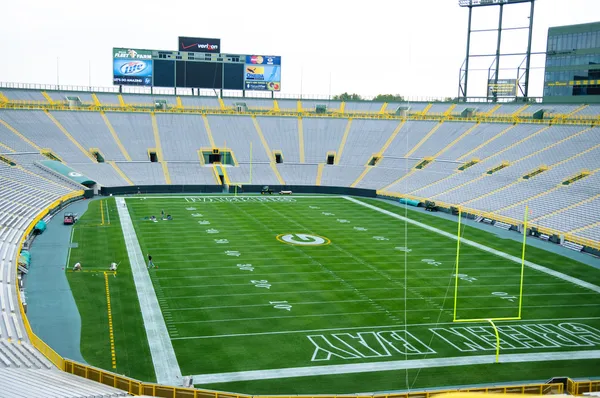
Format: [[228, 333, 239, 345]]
[[453, 205, 527, 323], [517, 205, 529, 319], [487, 319, 501, 363], [453, 206, 462, 322]]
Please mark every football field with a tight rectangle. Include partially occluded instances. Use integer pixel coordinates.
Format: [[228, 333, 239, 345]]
[[67, 195, 600, 394]]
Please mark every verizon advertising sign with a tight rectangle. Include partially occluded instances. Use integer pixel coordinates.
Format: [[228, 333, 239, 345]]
[[178, 37, 221, 53]]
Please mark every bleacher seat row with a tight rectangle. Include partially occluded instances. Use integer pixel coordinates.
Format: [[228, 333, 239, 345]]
[[0, 101, 599, 242]]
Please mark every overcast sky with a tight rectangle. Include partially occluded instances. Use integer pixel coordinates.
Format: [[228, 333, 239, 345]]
[[1, 0, 598, 99]]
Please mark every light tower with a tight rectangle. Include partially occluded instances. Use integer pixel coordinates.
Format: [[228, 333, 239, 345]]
[[458, 0, 536, 102]]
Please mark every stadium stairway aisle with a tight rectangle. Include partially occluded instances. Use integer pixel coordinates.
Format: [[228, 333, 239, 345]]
[[25, 200, 91, 363]]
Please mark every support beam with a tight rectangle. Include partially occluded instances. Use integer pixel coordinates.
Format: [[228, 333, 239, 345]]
[[315, 163, 324, 186], [44, 111, 97, 162], [101, 112, 131, 161], [202, 115, 216, 148], [109, 161, 133, 185], [298, 117, 305, 163], [335, 119, 353, 165]]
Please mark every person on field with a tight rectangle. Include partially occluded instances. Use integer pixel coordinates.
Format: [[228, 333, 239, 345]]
[[147, 254, 155, 269], [73, 262, 82, 271]]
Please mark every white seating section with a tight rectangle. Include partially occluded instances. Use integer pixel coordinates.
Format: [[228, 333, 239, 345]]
[[116, 162, 166, 185], [257, 117, 300, 163], [0, 106, 599, 243], [70, 163, 130, 187], [104, 113, 154, 161], [301, 118, 348, 164], [0, 159, 81, 369], [179, 96, 220, 108], [0, 110, 92, 164], [0, 368, 129, 397], [50, 111, 128, 162], [46, 91, 95, 104], [223, 98, 273, 110], [156, 114, 211, 161], [207, 115, 271, 163], [339, 120, 400, 166]]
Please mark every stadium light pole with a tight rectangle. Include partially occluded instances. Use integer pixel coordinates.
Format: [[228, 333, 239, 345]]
[[458, 0, 536, 102]]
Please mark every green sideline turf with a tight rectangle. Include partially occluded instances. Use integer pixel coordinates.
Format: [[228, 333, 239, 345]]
[[67, 196, 600, 394], [66, 198, 155, 382]]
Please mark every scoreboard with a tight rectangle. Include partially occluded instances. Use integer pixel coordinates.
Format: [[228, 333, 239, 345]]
[[113, 47, 281, 91]]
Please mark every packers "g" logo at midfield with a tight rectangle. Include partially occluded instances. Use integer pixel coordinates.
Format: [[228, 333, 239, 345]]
[[277, 233, 331, 246]]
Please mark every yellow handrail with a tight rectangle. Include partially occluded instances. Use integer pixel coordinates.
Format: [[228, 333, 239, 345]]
[[0, 98, 598, 127]]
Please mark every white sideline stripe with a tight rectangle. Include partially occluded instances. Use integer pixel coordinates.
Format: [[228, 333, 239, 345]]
[[345, 197, 600, 294], [115, 197, 182, 385], [192, 350, 600, 383]]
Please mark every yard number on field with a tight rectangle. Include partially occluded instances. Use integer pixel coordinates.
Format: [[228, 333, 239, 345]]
[[270, 300, 292, 311], [453, 273, 477, 282], [251, 280, 271, 289], [237, 264, 254, 271], [422, 258, 442, 266], [492, 291, 517, 302], [373, 236, 389, 241]]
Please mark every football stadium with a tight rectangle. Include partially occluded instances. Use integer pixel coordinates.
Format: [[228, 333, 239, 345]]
[[0, 0, 600, 397]]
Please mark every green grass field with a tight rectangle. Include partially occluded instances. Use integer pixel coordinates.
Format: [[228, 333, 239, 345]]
[[67, 195, 600, 394]]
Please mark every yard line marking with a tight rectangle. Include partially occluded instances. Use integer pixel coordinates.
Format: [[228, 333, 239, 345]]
[[172, 303, 598, 325], [172, 311, 387, 325], [166, 285, 595, 300], [152, 263, 520, 271], [237, 203, 398, 322], [158, 278, 384, 289], [115, 197, 182, 385], [155, 274, 563, 290], [169, 292, 595, 311], [190, 350, 600, 383], [345, 197, 600, 294], [172, 316, 600, 341]]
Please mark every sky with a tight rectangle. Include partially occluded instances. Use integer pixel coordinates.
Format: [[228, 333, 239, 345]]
[[0, 0, 598, 100]]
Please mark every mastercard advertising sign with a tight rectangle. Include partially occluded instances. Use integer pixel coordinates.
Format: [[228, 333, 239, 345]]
[[246, 55, 281, 66], [244, 56, 281, 91]]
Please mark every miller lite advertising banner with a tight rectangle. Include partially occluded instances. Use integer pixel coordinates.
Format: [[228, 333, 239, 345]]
[[178, 36, 221, 53], [113, 48, 153, 86]]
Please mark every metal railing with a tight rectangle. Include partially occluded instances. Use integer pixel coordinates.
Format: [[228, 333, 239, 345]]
[[62, 359, 566, 398], [0, 81, 551, 103], [0, 98, 598, 127]]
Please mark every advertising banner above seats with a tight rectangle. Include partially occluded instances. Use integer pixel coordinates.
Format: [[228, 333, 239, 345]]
[[244, 55, 281, 91], [113, 48, 153, 86]]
